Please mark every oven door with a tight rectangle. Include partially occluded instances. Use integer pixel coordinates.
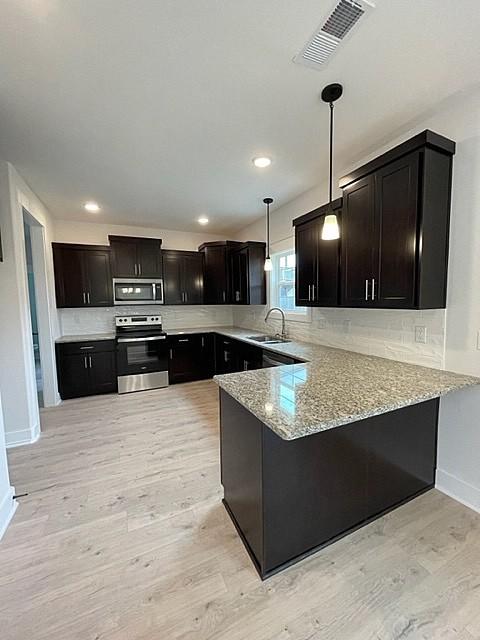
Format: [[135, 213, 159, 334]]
[[116, 335, 168, 377], [113, 279, 164, 305]]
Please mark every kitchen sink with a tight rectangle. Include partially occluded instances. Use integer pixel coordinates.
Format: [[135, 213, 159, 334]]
[[246, 335, 290, 344]]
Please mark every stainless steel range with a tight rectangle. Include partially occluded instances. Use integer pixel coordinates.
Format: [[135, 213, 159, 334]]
[[115, 315, 168, 394]]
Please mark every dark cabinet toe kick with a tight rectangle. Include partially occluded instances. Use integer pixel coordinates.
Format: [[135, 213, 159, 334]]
[[219, 389, 439, 579]]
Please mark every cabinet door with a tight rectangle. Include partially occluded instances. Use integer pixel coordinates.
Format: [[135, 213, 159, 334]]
[[168, 335, 202, 383], [137, 240, 162, 278], [375, 152, 419, 308], [215, 336, 240, 374], [111, 238, 138, 277], [198, 333, 215, 379], [89, 351, 117, 395], [341, 175, 376, 307], [84, 249, 113, 306], [183, 253, 204, 304], [316, 215, 340, 306], [231, 249, 248, 304], [203, 246, 228, 304], [163, 251, 184, 304], [57, 353, 91, 399], [295, 220, 318, 306], [53, 245, 88, 308]]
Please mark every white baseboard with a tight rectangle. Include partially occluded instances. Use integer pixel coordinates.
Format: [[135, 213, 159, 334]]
[[5, 421, 40, 448], [0, 486, 17, 541], [436, 469, 480, 514]]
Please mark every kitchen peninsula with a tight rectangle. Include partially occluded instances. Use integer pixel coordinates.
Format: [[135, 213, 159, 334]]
[[214, 340, 479, 579]]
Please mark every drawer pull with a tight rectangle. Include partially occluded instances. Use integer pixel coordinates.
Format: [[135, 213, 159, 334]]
[[80, 346, 94, 350]]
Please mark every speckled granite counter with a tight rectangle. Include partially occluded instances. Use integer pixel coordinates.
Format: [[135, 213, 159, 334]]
[[56, 333, 116, 343], [209, 329, 479, 440]]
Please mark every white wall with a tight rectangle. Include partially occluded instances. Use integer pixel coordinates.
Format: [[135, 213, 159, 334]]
[[0, 394, 16, 539], [0, 159, 60, 446], [54, 219, 228, 251], [234, 87, 480, 511]]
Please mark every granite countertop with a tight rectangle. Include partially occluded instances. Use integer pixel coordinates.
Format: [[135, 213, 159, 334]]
[[55, 325, 479, 441], [56, 332, 116, 343], [209, 329, 480, 441]]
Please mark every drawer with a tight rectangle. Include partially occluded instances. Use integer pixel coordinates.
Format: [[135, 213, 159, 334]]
[[56, 340, 116, 356], [168, 333, 204, 346]]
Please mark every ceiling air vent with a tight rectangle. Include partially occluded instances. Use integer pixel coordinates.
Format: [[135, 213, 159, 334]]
[[293, 0, 375, 70]]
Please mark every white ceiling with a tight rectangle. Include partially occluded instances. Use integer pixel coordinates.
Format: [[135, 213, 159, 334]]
[[1, 0, 480, 234]]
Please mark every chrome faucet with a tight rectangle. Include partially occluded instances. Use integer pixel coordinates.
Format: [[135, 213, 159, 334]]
[[264, 307, 288, 340]]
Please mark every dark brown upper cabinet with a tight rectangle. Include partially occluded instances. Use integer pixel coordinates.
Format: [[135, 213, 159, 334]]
[[340, 130, 455, 309], [230, 242, 266, 305], [293, 199, 341, 307], [198, 240, 242, 304], [162, 250, 204, 305], [53, 243, 112, 308], [109, 235, 162, 278]]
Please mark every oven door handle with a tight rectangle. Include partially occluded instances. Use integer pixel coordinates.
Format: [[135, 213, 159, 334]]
[[117, 336, 166, 343]]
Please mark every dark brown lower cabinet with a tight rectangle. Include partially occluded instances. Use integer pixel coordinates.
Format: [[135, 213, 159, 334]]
[[168, 333, 214, 383], [56, 340, 117, 399], [220, 390, 438, 579]]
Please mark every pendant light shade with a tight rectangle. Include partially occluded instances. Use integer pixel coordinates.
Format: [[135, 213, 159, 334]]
[[321, 214, 340, 240], [263, 197, 273, 272], [321, 83, 343, 241]]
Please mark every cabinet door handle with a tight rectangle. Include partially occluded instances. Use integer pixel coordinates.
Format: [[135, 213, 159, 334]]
[[308, 285, 311, 302], [365, 279, 370, 301], [201, 337, 205, 348], [83, 292, 86, 304], [243, 360, 248, 371], [371, 278, 375, 301], [80, 346, 93, 350], [222, 290, 226, 303], [84, 356, 88, 369], [312, 284, 315, 302], [169, 349, 173, 359], [184, 291, 188, 303], [138, 263, 142, 276], [134, 263, 137, 276], [178, 338, 189, 343], [88, 355, 92, 368], [87, 292, 90, 304]]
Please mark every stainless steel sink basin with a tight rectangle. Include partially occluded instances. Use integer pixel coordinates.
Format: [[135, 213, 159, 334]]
[[246, 335, 290, 344]]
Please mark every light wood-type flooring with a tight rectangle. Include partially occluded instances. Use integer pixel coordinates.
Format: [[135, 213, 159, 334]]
[[2, 380, 480, 639]]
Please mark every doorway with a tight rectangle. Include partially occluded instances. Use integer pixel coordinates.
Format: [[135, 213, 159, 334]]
[[23, 215, 44, 408]]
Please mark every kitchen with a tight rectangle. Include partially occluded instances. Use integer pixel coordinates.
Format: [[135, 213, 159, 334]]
[[1, 2, 480, 639]]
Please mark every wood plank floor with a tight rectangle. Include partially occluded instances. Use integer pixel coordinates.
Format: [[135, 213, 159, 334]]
[[2, 380, 480, 640]]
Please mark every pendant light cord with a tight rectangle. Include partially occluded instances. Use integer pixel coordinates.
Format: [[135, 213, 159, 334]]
[[329, 101, 334, 205], [266, 201, 270, 258]]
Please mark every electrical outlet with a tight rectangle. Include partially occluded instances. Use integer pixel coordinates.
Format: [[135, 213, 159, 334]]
[[415, 325, 427, 344], [317, 318, 327, 329]]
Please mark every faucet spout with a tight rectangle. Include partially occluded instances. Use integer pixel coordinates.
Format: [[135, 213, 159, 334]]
[[264, 307, 287, 340]]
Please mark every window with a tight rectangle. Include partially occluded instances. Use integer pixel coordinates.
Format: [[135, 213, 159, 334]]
[[269, 249, 310, 322]]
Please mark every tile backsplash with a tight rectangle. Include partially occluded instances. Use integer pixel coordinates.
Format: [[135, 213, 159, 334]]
[[59, 304, 446, 369], [58, 305, 234, 335], [233, 306, 447, 369]]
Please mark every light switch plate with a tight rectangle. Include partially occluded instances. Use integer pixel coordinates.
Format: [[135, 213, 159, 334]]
[[415, 326, 427, 344]]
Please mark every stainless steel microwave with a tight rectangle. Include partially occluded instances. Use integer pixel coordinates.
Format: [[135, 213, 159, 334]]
[[113, 278, 164, 305]]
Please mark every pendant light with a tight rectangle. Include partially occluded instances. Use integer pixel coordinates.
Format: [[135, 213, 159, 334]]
[[263, 197, 273, 272], [321, 83, 343, 241]]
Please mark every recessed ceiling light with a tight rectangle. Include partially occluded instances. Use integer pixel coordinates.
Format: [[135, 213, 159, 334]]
[[198, 216, 209, 225], [252, 156, 272, 168], [84, 202, 100, 213]]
